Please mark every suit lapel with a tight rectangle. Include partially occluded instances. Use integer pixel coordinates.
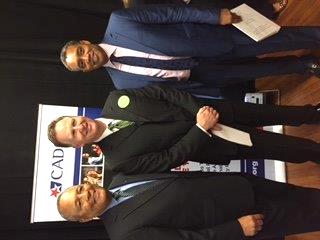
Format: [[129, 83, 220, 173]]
[[109, 173, 177, 189], [102, 91, 154, 122], [105, 32, 166, 55], [98, 124, 139, 152]]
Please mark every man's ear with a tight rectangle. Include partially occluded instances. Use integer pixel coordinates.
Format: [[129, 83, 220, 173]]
[[80, 40, 91, 45]]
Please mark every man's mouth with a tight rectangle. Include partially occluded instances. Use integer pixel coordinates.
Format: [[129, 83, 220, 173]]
[[81, 121, 89, 136], [86, 122, 90, 136], [90, 189, 96, 204], [92, 51, 98, 65], [93, 189, 97, 203], [89, 50, 97, 65], [86, 50, 93, 65]]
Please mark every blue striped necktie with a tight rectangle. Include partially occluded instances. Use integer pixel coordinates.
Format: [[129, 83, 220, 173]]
[[112, 180, 168, 201], [110, 55, 198, 70]]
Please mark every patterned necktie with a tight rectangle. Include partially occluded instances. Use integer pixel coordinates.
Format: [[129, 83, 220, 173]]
[[108, 120, 134, 132], [112, 180, 168, 201], [110, 55, 198, 70]]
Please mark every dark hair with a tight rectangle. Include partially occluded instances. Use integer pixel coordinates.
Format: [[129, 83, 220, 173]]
[[47, 116, 71, 147], [60, 40, 82, 71]]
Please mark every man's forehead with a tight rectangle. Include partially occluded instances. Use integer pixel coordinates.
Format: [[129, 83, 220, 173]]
[[54, 117, 72, 142], [56, 117, 71, 128], [61, 188, 74, 205], [65, 45, 79, 67], [60, 188, 78, 213], [66, 54, 76, 65]]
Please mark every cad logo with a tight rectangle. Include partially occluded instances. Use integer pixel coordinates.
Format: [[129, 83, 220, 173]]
[[50, 181, 62, 197], [49, 148, 64, 198]]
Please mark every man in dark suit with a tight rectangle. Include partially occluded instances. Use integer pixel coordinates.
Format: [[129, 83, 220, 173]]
[[48, 85, 320, 174], [60, 5, 319, 95], [57, 172, 320, 240]]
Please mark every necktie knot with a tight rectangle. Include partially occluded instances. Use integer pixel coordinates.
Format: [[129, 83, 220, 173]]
[[108, 120, 134, 132]]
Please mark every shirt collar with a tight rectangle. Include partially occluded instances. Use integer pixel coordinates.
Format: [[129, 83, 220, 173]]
[[94, 118, 114, 142], [99, 43, 117, 68]]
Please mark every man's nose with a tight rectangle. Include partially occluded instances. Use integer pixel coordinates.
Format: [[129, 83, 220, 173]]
[[78, 191, 89, 201], [81, 52, 90, 61], [73, 124, 84, 132]]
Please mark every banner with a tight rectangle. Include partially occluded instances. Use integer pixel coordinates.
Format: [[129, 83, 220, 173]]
[[31, 104, 285, 223], [31, 105, 104, 223]]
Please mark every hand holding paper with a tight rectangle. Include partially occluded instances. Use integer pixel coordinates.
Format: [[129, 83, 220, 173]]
[[231, 4, 281, 42], [220, 8, 242, 25], [211, 123, 253, 147], [196, 106, 219, 130], [196, 106, 252, 146]]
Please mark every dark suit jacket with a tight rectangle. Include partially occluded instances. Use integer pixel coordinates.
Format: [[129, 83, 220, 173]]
[[98, 85, 260, 174], [103, 5, 255, 99], [101, 172, 256, 240], [98, 85, 320, 174]]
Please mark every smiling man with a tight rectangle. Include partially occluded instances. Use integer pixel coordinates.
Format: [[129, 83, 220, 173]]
[[57, 172, 320, 240], [63, 40, 109, 72], [47, 116, 106, 147], [60, 4, 320, 93], [58, 182, 111, 222]]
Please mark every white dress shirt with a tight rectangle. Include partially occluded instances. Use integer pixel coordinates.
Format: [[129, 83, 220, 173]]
[[100, 43, 190, 81], [94, 118, 119, 142]]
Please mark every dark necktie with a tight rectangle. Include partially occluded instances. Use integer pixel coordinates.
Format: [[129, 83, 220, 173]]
[[108, 120, 134, 132], [112, 180, 168, 201], [110, 55, 198, 70]]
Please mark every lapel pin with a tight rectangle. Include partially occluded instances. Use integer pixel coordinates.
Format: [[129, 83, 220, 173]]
[[118, 95, 130, 108]]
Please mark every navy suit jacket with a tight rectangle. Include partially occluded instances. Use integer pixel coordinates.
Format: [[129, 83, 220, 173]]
[[103, 5, 254, 100]]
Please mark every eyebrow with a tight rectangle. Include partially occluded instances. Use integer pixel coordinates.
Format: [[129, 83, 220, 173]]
[[76, 47, 81, 56], [70, 119, 75, 137]]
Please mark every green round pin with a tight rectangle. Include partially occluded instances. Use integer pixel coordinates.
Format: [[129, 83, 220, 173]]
[[118, 95, 130, 108]]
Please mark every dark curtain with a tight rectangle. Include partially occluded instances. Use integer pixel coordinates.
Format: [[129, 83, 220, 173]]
[[0, 0, 257, 239], [0, 0, 124, 239]]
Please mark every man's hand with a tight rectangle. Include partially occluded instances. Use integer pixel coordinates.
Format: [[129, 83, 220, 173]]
[[219, 9, 242, 25], [238, 214, 264, 237], [196, 106, 219, 131]]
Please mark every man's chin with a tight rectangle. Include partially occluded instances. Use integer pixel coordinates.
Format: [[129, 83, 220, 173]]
[[86, 65, 101, 71], [83, 68, 94, 72], [93, 64, 103, 70], [96, 189, 109, 207]]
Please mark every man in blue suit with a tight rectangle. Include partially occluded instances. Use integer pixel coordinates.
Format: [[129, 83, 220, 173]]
[[60, 5, 320, 98]]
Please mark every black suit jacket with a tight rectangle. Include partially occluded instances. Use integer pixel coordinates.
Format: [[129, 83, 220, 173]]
[[101, 172, 255, 240], [98, 85, 240, 174], [99, 85, 318, 174]]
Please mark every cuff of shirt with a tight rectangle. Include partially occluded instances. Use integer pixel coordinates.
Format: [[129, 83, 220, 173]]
[[196, 123, 212, 137]]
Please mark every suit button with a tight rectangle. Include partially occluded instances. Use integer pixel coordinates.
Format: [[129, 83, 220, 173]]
[[109, 33, 117, 39]]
